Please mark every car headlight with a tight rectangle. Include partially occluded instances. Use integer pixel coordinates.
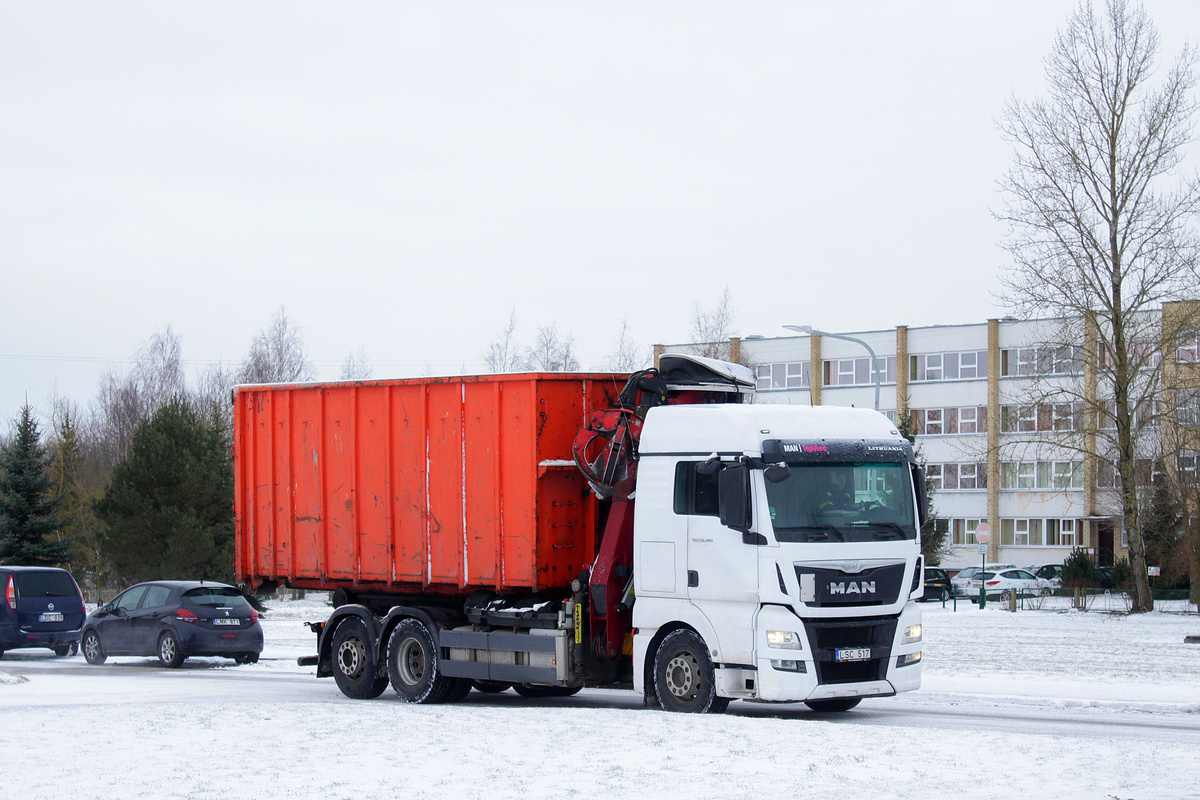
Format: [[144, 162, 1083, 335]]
[[896, 652, 922, 668], [902, 624, 922, 644], [766, 630, 802, 650]]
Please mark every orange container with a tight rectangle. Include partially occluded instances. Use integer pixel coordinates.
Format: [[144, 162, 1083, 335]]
[[233, 373, 624, 596]]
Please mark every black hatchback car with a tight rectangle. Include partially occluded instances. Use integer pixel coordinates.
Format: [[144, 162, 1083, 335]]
[[81, 580, 262, 668], [921, 566, 953, 602], [0, 566, 86, 658]]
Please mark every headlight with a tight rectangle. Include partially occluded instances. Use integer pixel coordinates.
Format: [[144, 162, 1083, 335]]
[[903, 624, 922, 644], [896, 652, 922, 668], [766, 630, 802, 650], [770, 659, 806, 673]]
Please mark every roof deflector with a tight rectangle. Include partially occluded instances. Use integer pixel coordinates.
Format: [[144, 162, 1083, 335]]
[[657, 352, 755, 398]]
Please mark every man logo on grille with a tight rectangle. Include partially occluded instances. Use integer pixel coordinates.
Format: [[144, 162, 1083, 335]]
[[829, 581, 876, 595]]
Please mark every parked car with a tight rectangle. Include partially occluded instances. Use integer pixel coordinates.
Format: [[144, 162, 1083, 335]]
[[922, 567, 953, 601], [0, 566, 85, 658], [967, 568, 1041, 602], [951, 563, 1018, 597], [1027, 563, 1064, 590], [81, 580, 262, 668]]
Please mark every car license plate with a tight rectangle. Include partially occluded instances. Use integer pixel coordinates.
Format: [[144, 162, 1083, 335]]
[[835, 648, 871, 662], [212, 618, 241, 626], [39, 612, 64, 622]]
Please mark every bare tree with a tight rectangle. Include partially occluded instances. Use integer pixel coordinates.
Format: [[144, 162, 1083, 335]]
[[689, 286, 736, 360], [194, 361, 239, 435], [605, 317, 645, 373], [995, 0, 1200, 611], [239, 307, 315, 385], [523, 323, 579, 372], [340, 347, 374, 380], [482, 309, 523, 373]]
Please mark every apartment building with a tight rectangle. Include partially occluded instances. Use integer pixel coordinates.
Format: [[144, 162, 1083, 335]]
[[657, 301, 1200, 570]]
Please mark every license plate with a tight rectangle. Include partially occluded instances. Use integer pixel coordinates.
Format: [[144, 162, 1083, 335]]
[[835, 648, 871, 662], [212, 618, 241, 626], [39, 612, 64, 622]]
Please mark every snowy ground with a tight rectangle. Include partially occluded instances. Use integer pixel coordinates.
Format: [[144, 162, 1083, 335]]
[[2, 596, 1199, 800]]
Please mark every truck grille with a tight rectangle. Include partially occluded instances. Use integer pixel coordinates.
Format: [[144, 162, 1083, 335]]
[[803, 616, 897, 685]]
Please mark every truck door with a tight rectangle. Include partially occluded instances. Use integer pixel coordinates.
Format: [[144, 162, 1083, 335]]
[[676, 461, 759, 662]]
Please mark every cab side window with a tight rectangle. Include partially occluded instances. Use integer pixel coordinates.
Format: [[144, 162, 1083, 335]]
[[673, 462, 720, 516]]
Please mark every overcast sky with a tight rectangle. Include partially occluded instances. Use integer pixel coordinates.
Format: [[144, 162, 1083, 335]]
[[2, 1, 1198, 423]]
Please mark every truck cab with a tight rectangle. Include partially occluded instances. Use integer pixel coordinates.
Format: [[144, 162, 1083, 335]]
[[630, 404, 924, 711]]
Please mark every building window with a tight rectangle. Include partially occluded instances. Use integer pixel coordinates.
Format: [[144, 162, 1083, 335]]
[[1045, 519, 1078, 547], [1002, 346, 1083, 376], [926, 463, 942, 491], [911, 406, 987, 436], [1001, 460, 1083, 490], [822, 356, 896, 387], [1178, 332, 1200, 363], [927, 462, 987, 490], [911, 350, 988, 382], [1177, 388, 1200, 427], [1001, 518, 1044, 546], [1001, 402, 1084, 433], [756, 361, 811, 390], [950, 518, 986, 545]]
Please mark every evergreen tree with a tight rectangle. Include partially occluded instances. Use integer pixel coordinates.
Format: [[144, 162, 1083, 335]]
[[0, 405, 69, 565], [94, 398, 234, 584], [896, 409, 945, 565]]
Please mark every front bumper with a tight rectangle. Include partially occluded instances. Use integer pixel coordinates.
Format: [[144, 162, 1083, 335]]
[[749, 603, 922, 703]]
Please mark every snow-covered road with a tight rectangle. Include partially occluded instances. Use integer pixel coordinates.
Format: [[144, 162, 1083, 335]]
[[3, 599, 1198, 799]]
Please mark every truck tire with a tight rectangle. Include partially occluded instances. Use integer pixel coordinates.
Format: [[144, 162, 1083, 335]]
[[443, 678, 473, 703], [652, 629, 729, 714], [472, 680, 512, 694], [332, 617, 388, 699], [804, 697, 862, 712], [387, 618, 456, 703]]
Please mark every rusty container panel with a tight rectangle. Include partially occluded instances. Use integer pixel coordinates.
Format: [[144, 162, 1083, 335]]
[[233, 373, 624, 596]]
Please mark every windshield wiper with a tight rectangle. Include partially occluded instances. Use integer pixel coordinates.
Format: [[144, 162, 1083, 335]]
[[782, 525, 845, 542], [847, 521, 908, 540]]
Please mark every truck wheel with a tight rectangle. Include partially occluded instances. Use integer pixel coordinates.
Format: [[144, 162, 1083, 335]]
[[804, 697, 861, 712], [332, 617, 388, 699], [444, 678, 473, 702], [652, 629, 729, 714], [387, 618, 455, 703], [513, 684, 582, 698], [472, 680, 512, 694]]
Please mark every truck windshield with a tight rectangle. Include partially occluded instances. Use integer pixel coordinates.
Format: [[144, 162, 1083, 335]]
[[764, 462, 917, 543]]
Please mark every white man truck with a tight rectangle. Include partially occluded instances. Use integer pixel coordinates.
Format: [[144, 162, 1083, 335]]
[[234, 355, 926, 713]]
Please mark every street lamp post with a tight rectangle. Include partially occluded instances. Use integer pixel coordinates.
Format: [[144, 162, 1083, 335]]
[[783, 325, 881, 411]]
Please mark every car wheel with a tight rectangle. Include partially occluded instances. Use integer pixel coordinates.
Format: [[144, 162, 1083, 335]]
[[513, 684, 582, 698], [805, 697, 862, 712], [53, 645, 71, 657], [386, 618, 455, 703], [158, 631, 185, 668], [82, 630, 106, 665], [472, 680, 512, 694], [1000, 590, 1012, 603], [331, 617, 388, 700], [234, 652, 259, 665], [652, 629, 729, 714], [939, 588, 950, 602]]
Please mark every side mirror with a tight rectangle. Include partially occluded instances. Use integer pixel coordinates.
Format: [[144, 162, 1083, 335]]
[[911, 463, 929, 527], [764, 462, 791, 483], [718, 464, 752, 531], [696, 454, 722, 476]]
